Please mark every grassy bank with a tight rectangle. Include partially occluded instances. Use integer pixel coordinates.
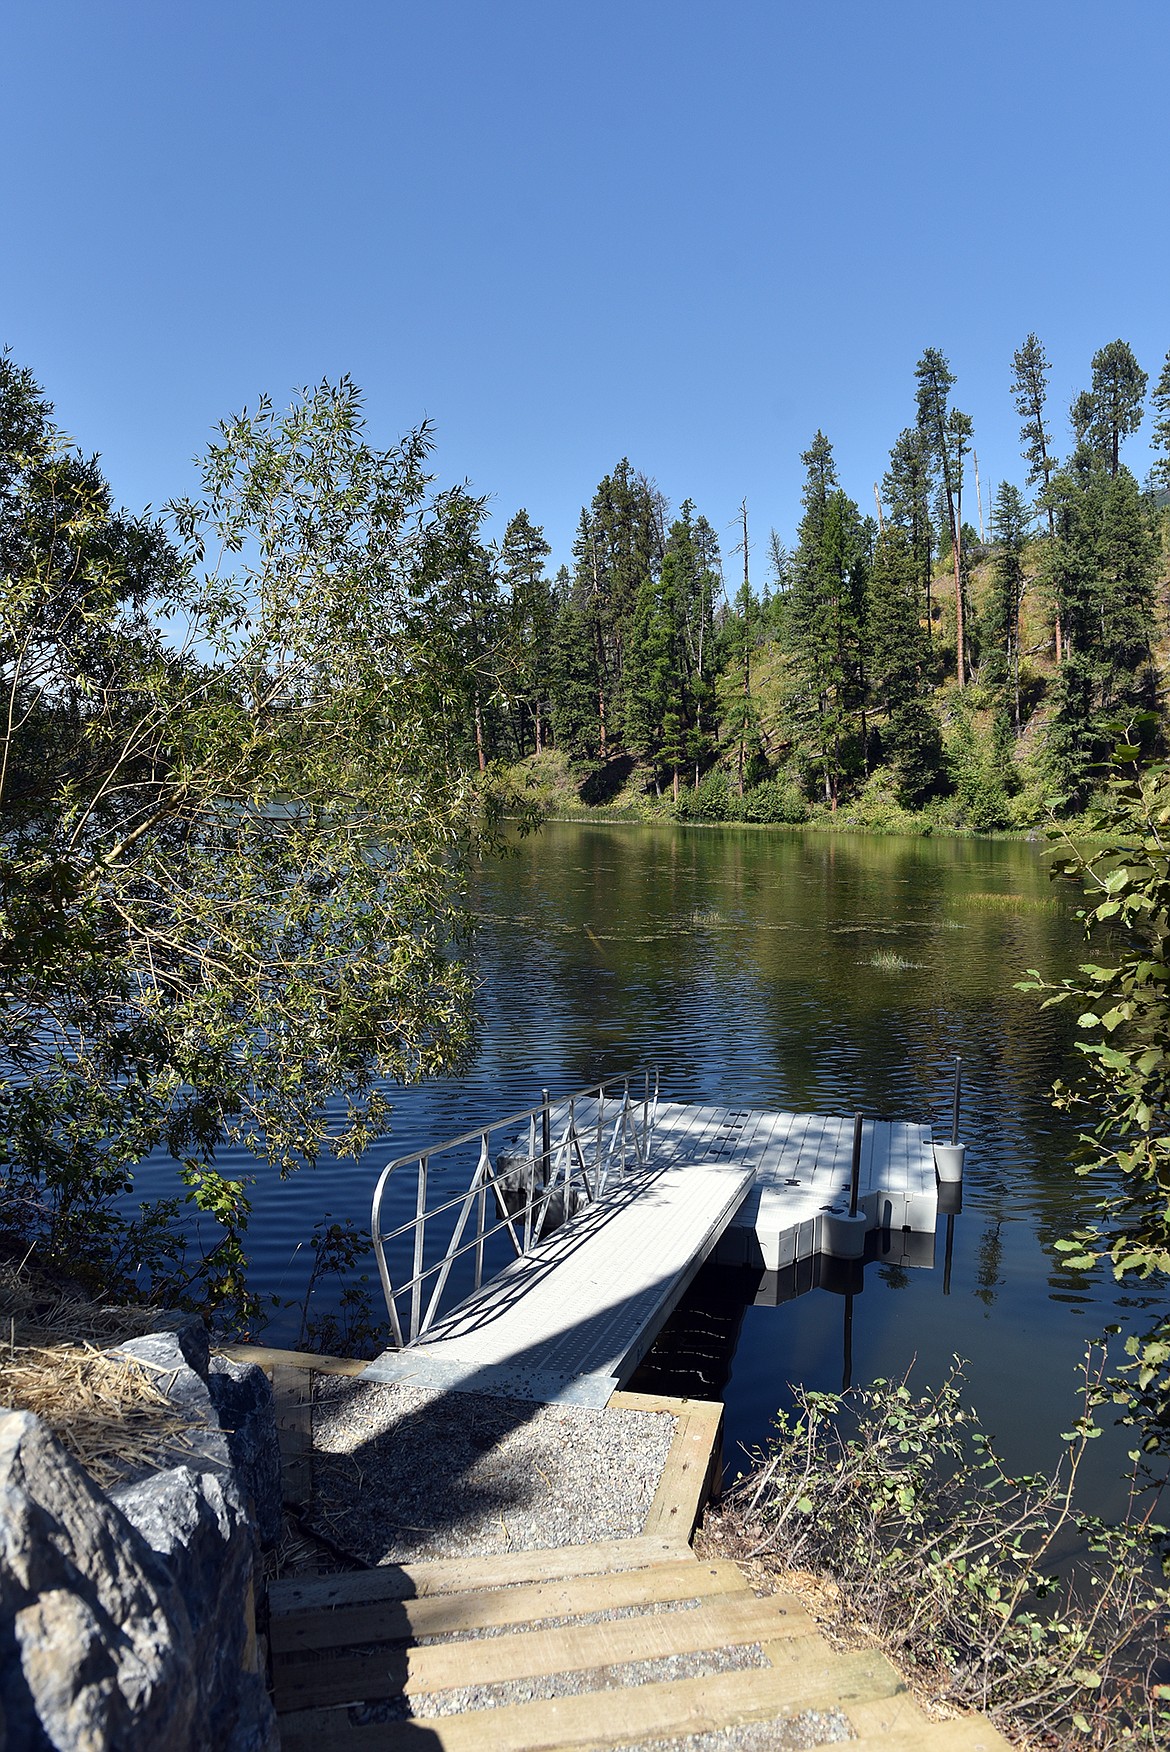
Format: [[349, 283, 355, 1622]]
[[503, 748, 1060, 841]]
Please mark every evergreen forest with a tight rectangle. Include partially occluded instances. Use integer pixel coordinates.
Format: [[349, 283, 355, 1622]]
[[463, 337, 1170, 833]]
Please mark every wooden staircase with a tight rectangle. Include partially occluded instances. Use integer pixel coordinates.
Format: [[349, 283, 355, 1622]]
[[268, 1534, 1010, 1752]]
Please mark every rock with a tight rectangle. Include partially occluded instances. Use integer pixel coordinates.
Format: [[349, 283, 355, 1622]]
[[144, 1316, 211, 1382], [114, 1333, 233, 1478], [0, 1324, 281, 1752], [111, 1463, 273, 1752], [0, 1408, 196, 1751], [207, 1360, 282, 1549]]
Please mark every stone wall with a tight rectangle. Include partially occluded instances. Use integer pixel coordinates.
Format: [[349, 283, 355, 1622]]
[[0, 1322, 282, 1751]]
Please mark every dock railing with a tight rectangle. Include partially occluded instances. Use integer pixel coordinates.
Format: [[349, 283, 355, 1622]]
[[370, 1070, 660, 1348]]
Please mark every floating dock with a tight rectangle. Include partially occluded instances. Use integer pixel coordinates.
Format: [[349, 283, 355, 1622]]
[[363, 1097, 939, 1407]]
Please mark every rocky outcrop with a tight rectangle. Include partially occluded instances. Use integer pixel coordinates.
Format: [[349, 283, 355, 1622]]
[[0, 1325, 281, 1752]]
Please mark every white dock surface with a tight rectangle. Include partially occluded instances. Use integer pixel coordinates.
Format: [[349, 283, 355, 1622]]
[[643, 1102, 937, 1269], [364, 1100, 938, 1405]]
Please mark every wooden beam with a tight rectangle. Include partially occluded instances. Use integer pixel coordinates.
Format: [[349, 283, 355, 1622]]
[[270, 1364, 313, 1508], [268, 1533, 694, 1617], [272, 1591, 813, 1712], [271, 1557, 748, 1657], [641, 1403, 724, 1541], [276, 1646, 907, 1751]]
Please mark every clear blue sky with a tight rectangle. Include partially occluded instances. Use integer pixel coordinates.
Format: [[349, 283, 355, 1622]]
[[4, 1, 1168, 582]]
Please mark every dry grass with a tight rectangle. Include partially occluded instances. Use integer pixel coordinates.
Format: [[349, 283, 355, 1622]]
[[0, 1256, 199, 1488]]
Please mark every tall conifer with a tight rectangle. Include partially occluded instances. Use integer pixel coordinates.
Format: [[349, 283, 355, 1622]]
[[915, 348, 967, 686]]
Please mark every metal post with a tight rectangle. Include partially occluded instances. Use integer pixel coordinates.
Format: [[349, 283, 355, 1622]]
[[848, 1112, 864, 1218], [951, 1055, 962, 1147], [943, 1213, 955, 1296], [541, 1088, 551, 1183], [410, 1156, 428, 1343]]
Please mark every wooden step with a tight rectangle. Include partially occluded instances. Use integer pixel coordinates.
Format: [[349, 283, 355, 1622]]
[[851, 1716, 1014, 1752], [276, 1645, 907, 1751], [272, 1588, 813, 1713], [269, 1535, 695, 1618], [272, 1557, 749, 1657]]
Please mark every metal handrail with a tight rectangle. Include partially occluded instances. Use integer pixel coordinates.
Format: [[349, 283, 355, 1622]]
[[370, 1069, 660, 1348]]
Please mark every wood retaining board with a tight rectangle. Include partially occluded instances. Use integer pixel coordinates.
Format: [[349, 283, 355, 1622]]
[[270, 1557, 747, 1658], [362, 1161, 755, 1405], [272, 1588, 815, 1711], [268, 1533, 695, 1617]]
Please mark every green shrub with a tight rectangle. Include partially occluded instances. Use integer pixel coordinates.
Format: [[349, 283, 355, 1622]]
[[724, 1356, 1169, 1748], [676, 768, 732, 822], [740, 780, 808, 824]]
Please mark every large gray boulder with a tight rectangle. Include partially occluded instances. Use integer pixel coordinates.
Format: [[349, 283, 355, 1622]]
[[0, 1324, 282, 1752], [114, 1332, 232, 1479], [207, 1359, 282, 1549], [0, 1409, 196, 1751], [110, 1466, 267, 1752]]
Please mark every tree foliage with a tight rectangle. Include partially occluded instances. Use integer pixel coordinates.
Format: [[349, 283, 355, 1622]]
[[1021, 731, 1170, 1461], [1, 366, 526, 1312]]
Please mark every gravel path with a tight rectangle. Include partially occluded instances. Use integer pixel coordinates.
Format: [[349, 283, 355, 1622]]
[[622, 1713, 854, 1750], [305, 1379, 855, 1750], [310, 1377, 676, 1564]]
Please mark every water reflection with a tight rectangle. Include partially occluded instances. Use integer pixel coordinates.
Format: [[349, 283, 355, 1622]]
[[135, 818, 1149, 1518]]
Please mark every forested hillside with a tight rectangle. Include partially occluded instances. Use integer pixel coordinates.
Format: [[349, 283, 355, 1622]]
[[461, 338, 1170, 832]]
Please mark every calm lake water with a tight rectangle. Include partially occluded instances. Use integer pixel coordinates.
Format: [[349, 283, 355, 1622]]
[[147, 818, 1163, 1517]]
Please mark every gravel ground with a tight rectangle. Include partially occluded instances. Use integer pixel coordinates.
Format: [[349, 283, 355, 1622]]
[[413, 1595, 704, 1645], [621, 1712, 855, 1750], [354, 1643, 770, 1722], [309, 1377, 676, 1564]]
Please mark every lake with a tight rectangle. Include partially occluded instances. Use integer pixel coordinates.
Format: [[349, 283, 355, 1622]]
[[152, 818, 1161, 1516]]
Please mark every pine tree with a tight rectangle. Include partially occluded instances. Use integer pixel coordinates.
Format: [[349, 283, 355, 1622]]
[[1010, 332, 1064, 660], [1149, 349, 1170, 490], [548, 566, 601, 766], [499, 509, 552, 755], [1072, 340, 1148, 477], [1042, 457, 1158, 804], [785, 434, 868, 809], [415, 487, 502, 771], [915, 348, 967, 685], [1010, 335, 1058, 524], [571, 462, 664, 759], [946, 407, 974, 683], [624, 555, 686, 798], [883, 427, 934, 642], [663, 502, 721, 786], [865, 526, 944, 805], [986, 482, 1029, 733]]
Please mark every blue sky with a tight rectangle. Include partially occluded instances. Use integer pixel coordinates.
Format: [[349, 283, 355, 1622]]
[[4, 1, 1168, 582]]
